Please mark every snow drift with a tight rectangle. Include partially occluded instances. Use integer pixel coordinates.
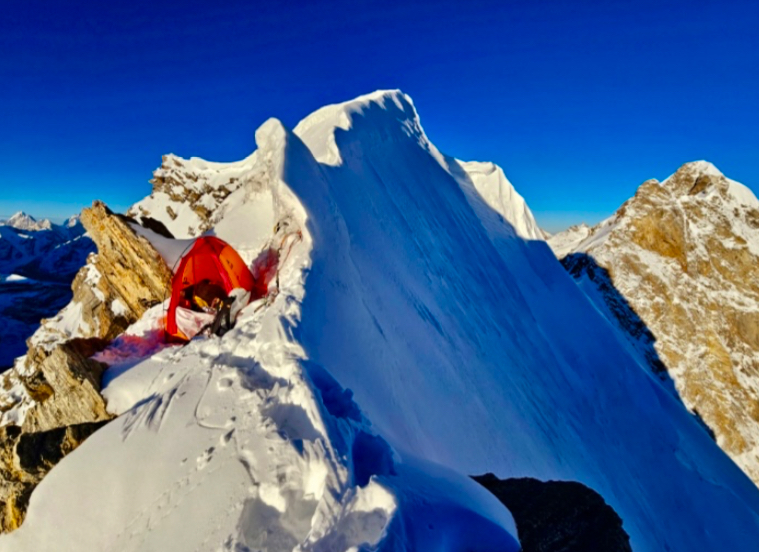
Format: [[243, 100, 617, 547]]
[[3, 91, 759, 552]]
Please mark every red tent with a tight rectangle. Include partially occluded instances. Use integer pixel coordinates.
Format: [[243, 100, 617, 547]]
[[165, 236, 259, 341]]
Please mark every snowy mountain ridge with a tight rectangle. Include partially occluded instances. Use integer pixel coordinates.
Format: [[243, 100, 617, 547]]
[[0, 212, 94, 368], [1, 212, 53, 232], [2, 92, 759, 551], [549, 160, 759, 486]]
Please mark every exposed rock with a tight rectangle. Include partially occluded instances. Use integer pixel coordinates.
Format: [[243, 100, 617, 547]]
[[76, 200, 173, 341], [15, 421, 108, 480], [20, 339, 111, 433], [549, 161, 759, 485], [12, 200, 172, 428], [127, 153, 251, 238], [473, 473, 632, 552], [0, 481, 31, 534], [0, 200, 174, 533], [0, 421, 106, 532]]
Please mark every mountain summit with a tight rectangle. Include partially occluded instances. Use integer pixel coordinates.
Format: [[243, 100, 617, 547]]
[[550, 160, 759, 485], [2, 212, 52, 232], [1, 93, 759, 552]]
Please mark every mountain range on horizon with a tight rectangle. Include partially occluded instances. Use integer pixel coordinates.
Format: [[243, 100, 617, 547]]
[[0, 212, 94, 368], [0, 90, 758, 552]]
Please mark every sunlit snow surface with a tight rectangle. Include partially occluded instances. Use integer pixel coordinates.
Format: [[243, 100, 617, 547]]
[[3, 91, 759, 551]]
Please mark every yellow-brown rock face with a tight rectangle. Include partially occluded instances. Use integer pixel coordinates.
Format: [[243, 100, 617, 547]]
[[0, 200, 173, 531], [550, 161, 759, 485]]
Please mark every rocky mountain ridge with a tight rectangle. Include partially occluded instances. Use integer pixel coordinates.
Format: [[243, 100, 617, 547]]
[[127, 154, 249, 239], [0, 201, 172, 530], [549, 161, 759, 485]]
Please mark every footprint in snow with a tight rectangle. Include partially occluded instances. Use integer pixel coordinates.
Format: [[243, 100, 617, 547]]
[[220, 429, 234, 447], [218, 376, 235, 389], [197, 446, 215, 470]]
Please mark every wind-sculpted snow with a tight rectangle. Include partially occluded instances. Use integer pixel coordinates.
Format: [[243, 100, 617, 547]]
[[4, 91, 759, 551]]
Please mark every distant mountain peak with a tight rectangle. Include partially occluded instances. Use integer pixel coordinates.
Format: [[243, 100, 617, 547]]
[[3, 212, 52, 231]]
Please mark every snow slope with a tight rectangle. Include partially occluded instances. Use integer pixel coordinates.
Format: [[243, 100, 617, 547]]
[[3, 91, 759, 551], [456, 161, 544, 240]]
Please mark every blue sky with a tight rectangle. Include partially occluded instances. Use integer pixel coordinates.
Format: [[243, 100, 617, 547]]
[[1, 0, 757, 232]]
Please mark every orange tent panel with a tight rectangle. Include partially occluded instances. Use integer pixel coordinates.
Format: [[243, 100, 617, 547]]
[[166, 236, 256, 341]]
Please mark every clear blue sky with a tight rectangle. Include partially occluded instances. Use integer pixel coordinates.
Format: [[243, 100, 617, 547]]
[[1, 0, 757, 232]]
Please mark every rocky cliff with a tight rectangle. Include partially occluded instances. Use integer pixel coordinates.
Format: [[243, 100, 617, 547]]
[[549, 161, 759, 485], [0, 200, 173, 531], [127, 153, 249, 238]]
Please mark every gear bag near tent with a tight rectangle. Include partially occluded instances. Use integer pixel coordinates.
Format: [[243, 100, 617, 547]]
[[165, 236, 263, 342]]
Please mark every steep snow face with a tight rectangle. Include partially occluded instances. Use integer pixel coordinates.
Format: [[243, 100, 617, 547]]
[[293, 90, 545, 241], [456, 161, 544, 240], [288, 95, 759, 551], [5, 94, 759, 552], [549, 161, 759, 486]]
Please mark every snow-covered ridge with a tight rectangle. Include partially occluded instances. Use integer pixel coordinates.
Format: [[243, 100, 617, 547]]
[[4, 94, 759, 551], [457, 160, 544, 240], [128, 153, 258, 239], [293, 89, 419, 167], [292, 89, 543, 240]]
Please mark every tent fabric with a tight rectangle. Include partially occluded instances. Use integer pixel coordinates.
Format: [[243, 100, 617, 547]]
[[166, 236, 256, 341]]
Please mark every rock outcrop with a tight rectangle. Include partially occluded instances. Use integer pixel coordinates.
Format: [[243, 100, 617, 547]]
[[19, 339, 111, 433], [0, 200, 173, 532], [29, 201, 172, 351], [474, 473, 632, 552], [549, 161, 759, 485], [127, 153, 248, 238], [0, 421, 107, 532]]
